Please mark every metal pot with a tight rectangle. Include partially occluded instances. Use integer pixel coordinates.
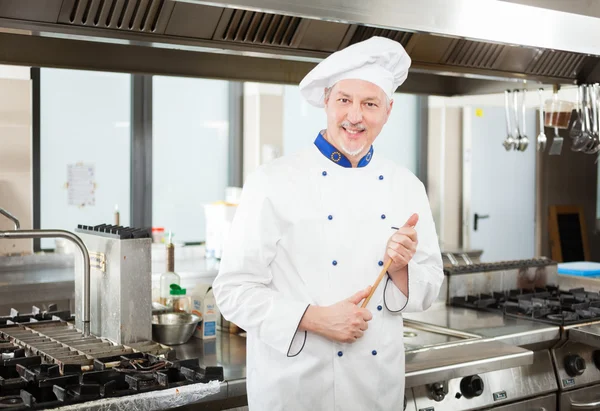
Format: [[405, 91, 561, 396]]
[[152, 312, 201, 345]]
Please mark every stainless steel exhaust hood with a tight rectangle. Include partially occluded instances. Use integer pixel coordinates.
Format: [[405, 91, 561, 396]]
[[0, 0, 599, 95]]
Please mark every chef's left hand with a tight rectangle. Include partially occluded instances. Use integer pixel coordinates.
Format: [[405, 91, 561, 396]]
[[385, 213, 419, 274]]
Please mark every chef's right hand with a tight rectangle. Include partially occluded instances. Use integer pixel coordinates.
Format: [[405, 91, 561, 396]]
[[299, 287, 373, 343]]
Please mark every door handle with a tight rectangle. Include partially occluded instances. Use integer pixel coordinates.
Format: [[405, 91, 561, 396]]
[[473, 213, 490, 231], [571, 399, 600, 409]]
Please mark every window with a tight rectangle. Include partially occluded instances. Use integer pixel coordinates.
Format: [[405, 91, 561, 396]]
[[40, 69, 131, 249], [152, 76, 230, 243]]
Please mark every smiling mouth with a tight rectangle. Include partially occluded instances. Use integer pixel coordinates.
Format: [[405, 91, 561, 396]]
[[342, 126, 365, 135]]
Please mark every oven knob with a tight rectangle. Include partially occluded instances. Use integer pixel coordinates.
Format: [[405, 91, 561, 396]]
[[460, 375, 484, 398], [593, 351, 600, 370], [564, 354, 586, 377], [427, 381, 448, 402]]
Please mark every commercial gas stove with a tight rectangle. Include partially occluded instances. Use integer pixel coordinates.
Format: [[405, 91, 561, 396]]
[[425, 258, 600, 411], [0, 309, 224, 410], [451, 285, 600, 326]]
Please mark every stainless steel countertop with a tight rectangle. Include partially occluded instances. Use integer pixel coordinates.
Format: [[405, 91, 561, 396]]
[[174, 332, 247, 383], [404, 303, 561, 347], [405, 338, 533, 387], [0, 255, 565, 408], [403, 324, 467, 351], [169, 310, 541, 391], [568, 323, 600, 349]]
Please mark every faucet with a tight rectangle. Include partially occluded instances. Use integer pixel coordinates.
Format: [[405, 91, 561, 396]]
[[0, 208, 20, 230], [0, 207, 91, 337]]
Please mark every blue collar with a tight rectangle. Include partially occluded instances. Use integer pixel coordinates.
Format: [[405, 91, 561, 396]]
[[314, 132, 374, 168]]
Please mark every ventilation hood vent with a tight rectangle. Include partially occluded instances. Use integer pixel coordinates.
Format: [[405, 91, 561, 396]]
[[218, 9, 302, 47], [1, 0, 600, 96], [524, 50, 587, 79], [348, 26, 413, 48], [59, 0, 175, 33], [441, 39, 505, 70]]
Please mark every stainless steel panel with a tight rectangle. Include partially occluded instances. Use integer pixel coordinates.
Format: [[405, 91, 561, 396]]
[[0, 0, 598, 95], [412, 350, 556, 410], [164, 3, 223, 38], [441, 39, 506, 70], [404, 304, 561, 348], [175, 0, 600, 56], [346, 25, 413, 48], [559, 275, 600, 294], [552, 341, 600, 391], [405, 340, 533, 388], [447, 264, 559, 299], [560, 384, 600, 410], [296, 19, 349, 52], [496, 45, 542, 74], [404, 326, 462, 351], [501, 0, 600, 18], [0, 0, 63, 22], [441, 249, 484, 267], [526, 49, 586, 78], [74, 233, 152, 344], [569, 325, 600, 350], [58, 0, 175, 33], [0, 30, 544, 97], [405, 389, 417, 411], [483, 393, 556, 411]]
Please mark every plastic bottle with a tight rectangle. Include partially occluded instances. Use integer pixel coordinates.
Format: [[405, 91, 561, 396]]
[[168, 284, 191, 313], [159, 232, 180, 306]]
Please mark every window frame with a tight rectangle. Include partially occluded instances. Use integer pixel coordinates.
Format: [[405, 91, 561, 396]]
[[32, 72, 243, 251]]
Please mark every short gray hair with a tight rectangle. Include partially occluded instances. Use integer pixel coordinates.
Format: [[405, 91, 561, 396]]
[[324, 86, 391, 107]]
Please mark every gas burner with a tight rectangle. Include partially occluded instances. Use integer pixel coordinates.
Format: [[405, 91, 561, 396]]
[[451, 285, 600, 326], [547, 312, 579, 322], [126, 373, 160, 391], [0, 396, 23, 409], [0, 306, 72, 327], [0, 346, 224, 409]]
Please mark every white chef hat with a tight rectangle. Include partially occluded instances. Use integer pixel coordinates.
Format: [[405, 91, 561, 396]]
[[299, 36, 411, 108]]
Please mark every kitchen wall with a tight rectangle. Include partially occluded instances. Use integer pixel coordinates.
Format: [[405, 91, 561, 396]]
[[242, 83, 284, 181], [0, 69, 32, 255], [430, 86, 600, 261], [427, 107, 463, 251]]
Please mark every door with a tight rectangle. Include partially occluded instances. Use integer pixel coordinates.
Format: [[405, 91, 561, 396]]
[[462, 105, 537, 262]]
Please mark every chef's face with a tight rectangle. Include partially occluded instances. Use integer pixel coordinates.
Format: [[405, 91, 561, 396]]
[[323, 79, 393, 164]]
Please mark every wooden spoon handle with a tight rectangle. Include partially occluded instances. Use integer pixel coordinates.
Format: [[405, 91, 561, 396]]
[[360, 259, 393, 308]]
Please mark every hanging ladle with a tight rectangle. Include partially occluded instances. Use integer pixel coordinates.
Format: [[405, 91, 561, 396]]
[[518, 89, 529, 151], [537, 88, 546, 152], [503, 89, 516, 151]]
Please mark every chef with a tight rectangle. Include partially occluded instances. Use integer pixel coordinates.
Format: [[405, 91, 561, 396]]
[[213, 36, 444, 410]]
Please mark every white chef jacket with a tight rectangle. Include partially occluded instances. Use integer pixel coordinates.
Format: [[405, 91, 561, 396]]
[[213, 133, 444, 411]]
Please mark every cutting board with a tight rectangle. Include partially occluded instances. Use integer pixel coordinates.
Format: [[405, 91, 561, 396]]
[[558, 261, 600, 277]]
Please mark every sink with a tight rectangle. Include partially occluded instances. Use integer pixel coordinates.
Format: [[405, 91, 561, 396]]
[[403, 325, 466, 351], [403, 319, 481, 352]]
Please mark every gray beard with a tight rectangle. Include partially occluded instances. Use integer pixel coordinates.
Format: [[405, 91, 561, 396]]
[[341, 143, 367, 157]]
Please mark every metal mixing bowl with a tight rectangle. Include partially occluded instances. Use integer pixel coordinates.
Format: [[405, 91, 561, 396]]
[[152, 313, 201, 345]]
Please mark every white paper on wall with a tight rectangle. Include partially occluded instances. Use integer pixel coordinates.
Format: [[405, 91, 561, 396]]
[[67, 163, 96, 207]]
